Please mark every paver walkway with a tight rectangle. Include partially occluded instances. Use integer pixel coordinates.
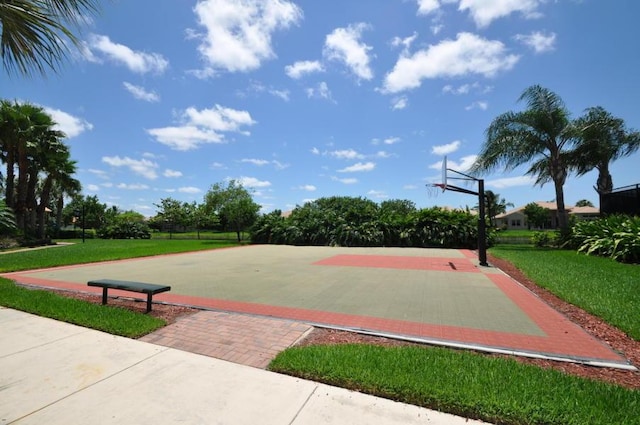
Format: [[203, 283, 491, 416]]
[[141, 310, 312, 368]]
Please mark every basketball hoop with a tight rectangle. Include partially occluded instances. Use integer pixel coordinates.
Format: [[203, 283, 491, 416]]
[[425, 183, 442, 198]]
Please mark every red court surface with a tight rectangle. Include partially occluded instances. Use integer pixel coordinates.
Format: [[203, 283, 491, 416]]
[[2, 246, 633, 369]]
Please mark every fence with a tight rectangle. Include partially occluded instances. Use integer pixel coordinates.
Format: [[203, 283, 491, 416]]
[[601, 184, 640, 216]]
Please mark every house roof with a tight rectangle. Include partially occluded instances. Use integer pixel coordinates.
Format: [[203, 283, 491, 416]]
[[495, 201, 599, 218]]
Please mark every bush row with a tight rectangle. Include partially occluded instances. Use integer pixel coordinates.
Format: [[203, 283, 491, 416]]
[[251, 197, 494, 249]]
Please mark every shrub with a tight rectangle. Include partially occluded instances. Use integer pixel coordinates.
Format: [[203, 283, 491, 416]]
[[531, 231, 558, 247], [571, 215, 640, 263]]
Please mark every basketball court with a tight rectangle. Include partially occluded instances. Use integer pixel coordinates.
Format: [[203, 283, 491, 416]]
[[2, 245, 633, 369]]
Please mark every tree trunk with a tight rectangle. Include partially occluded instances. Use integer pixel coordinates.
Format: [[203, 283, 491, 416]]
[[554, 180, 569, 232], [4, 147, 15, 208], [596, 164, 613, 194], [37, 176, 53, 239]]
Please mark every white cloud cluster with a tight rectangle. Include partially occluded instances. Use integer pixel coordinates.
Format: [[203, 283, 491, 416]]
[[338, 162, 376, 173], [459, 0, 544, 28], [285, 60, 324, 79], [323, 23, 374, 81], [305, 82, 334, 101], [190, 0, 302, 75], [44, 107, 93, 138], [147, 104, 256, 151], [415, 0, 545, 28], [383, 32, 519, 93], [237, 176, 272, 188], [102, 156, 159, 180], [123, 82, 160, 102], [88, 34, 168, 74], [432, 140, 461, 155], [329, 149, 364, 160], [515, 31, 556, 53]]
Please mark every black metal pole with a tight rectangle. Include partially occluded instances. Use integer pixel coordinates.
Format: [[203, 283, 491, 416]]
[[81, 203, 86, 243], [477, 179, 488, 266]]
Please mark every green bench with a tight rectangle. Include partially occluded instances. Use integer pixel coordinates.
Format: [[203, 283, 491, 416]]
[[88, 279, 171, 313]]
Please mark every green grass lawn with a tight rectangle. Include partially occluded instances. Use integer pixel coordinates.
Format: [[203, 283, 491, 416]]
[[270, 344, 640, 425], [0, 278, 165, 337], [489, 245, 640, 340], [0, 238, 239, 272]]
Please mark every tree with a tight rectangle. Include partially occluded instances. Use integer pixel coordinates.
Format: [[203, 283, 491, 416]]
[[63, 195, 106, 229], [471, 85, 575, 232], [154, 197, 188, 238], [478, 190, 513, 227], [575, 199, 594, 208], [0, 199, 16, 234], [570, 106, 640, 195], [524, 202, 550, 229], [0, 0, 100, 77], [204, 180, 260, 242]]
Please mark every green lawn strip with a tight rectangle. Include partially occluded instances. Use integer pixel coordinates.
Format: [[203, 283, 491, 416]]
[[0, 239, 239, 272], [0, 278, 165, 338], [270, 344, 640, 425], [489, 245, 640, 340]]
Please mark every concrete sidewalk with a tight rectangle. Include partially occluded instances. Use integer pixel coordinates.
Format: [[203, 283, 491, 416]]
[[0, 307, 490, 425]]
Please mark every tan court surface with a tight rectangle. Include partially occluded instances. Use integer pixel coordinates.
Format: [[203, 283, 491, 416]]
[[2, 245, 632, 368]]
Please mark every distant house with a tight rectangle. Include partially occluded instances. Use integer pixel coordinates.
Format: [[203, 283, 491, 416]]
[[494, 201, 599, 230]]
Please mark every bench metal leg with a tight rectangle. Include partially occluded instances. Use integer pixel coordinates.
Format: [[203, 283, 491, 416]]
[[146, 293, 152, 313], [101, 288, 108, 305]]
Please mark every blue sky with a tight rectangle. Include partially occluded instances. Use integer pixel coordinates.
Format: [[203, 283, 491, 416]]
[[3, 0, 639, 216]]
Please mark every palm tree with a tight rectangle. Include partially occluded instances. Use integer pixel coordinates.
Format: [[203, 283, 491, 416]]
[[570, 106, 640, 195], [1, 0, 100, 77], [482, 190, 513, 227], [471, 85, 575, 231]]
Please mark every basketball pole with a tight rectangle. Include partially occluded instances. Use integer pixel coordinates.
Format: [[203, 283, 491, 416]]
[[434, 165, 489, 267]]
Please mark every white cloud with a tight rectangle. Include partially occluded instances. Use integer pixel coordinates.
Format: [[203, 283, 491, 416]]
[[458, 0, 544, 28], [375, 151, 392, 158], [272, 160, 289, 170], [487, 175, 536, 189], [383, 137, 400, 145], [329, 149, 364, 160], [88, 169, 109, 179], [86, 184, 100, 191], [299, 185, 317, 191], [285, 60, 324, 79], [147, 104, 256, 151], [442, 82, 493, 95], [88, 34, 168, 74], [190, 0, 302, 75], [116, 183, 150, 190], [382, 32, 519, 94], [391, 96, 408, 110], [416, 0, 442, 15], [163, 169, 183, 178], [391, 33, 418, 53], [429, 154, 477, 172], [123, 82, 160, 102], [311, 147, 320, 155], [178, 186, 202, 194], [338, 162, 376, 173], [332, 176, 358, 184], [367, 189, 388, 199], [306, 81, 334, 101], [241, 158, 270, 166], [44, 107, 93, 138], [432, 140, 461, 155], [465, 100, 488, 110], [211, 162, 226, 169], [102, 156, 159, 180], [237, 80, 290, 101], [515, 31, 556, 53], [237, 176, 272, 188], [323, 23, 374, 81]]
